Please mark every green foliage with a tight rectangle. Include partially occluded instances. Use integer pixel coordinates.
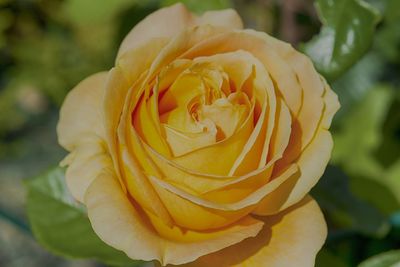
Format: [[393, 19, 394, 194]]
[[25, 167, 141, 266], [161, 0, 232, 13], [331, 51, 384, 120], [332, 86, 400, 208], [316, 249, 349, 267], [359, 250, 400, 267], [375, 0, 400, 63], [312, 166, 390, 237], [63, 0, 138, 24], [304, 0, 380, 81]]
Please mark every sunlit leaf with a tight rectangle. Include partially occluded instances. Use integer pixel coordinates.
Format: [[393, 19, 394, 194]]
[[332, 86, 400, 209], [62, 0, 138, 24], [161, 0, 232, 13], [26, 167, 141, 266], [304, 0, 380, 81], [333, 86, 391, 177], [359, 250, 400, 267]]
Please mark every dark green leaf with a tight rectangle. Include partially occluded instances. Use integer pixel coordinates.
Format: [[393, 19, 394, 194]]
[[316, 249, 349, 267], [26, 167, 141, 266], [359, 250, 400, 267], [304, 0, 380, 81], [350, 177, 400, 216], [312, 165, 390, 237]]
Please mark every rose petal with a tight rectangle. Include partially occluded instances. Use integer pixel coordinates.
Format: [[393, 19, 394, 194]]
[[64, 139, 112, 202], [133, 92, 171, 156], [117, 4, 242, 59], [320, 76, 340, 129], [253, 129, 333, 215], [196, 9, 243, 29], [180, 196, 326, 267], [267, 98, 292, 162], [171, 110, 254, 175], [57, 72, 107, 150], [163, 123, 217, 156], [181, 30, 303, 115], [57, 72, 111, 201], [149, 164, 299, 214], [84, 169, 264, 266]]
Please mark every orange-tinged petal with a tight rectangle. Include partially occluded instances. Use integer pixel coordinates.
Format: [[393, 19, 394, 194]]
[[180, 196, 326, 267], [133, 93, 171, 156], [84, 169, 264, 266]]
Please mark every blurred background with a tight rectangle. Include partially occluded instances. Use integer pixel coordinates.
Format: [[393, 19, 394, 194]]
[[0, 0, 399, 266]]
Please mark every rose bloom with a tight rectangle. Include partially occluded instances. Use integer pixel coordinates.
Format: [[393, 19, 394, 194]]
[[57, 4, 339, 267]]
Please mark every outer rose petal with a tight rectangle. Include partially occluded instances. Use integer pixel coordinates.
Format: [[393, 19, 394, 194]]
[[117, 3, 243, 59], [64, 140, 112, 202], [179, 196, 326, 267], [57, 72, 107, 150], [57, 72, 110, 201], [253, 129, 333, 215], [84, 169, 264, 266]]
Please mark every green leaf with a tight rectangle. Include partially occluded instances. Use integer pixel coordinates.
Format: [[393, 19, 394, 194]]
[[331, 51, 384, 121], [332, 86, 391, 177], [332, 85, 400, 214], [26, 167, 141, 266], [316, 249, 349, 267], [375, 0, 400, 63], [332, 86, 400, 207], [161, 0, 232, 14], [304, 0, 380, 81], [350, 177, 400, 216], [359, 250, 400, 267], [62, 0, 141, 24], [311, 165, 390, 238]]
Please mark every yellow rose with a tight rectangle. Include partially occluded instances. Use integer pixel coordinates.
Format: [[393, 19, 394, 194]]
[[57, 3, 339, 267]]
